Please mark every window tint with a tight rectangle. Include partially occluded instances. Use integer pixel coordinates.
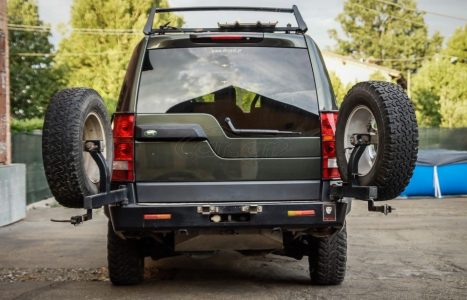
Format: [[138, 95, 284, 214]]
[[138, 47, 320, 136]]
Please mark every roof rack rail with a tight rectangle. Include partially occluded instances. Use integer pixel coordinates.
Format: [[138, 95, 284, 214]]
[[143, 5, 308, 35]]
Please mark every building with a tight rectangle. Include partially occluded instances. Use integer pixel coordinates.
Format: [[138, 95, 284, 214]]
[[322, 51, 405, 87]]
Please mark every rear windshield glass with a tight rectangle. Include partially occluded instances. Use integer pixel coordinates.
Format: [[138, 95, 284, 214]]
[[137, 47, 320, 136]]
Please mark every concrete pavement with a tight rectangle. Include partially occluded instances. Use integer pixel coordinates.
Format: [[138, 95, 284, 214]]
[[1, 198, 466, 299]]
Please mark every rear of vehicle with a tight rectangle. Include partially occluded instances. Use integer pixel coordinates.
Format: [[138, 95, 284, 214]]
[[42, 5, 418, 287], [109, 32, 347, 239]]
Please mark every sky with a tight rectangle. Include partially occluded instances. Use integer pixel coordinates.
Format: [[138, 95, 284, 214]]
[[36, 0, 467, 50]]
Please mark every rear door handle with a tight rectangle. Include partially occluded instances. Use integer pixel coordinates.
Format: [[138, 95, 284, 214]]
[[135, 124, 207, 140]]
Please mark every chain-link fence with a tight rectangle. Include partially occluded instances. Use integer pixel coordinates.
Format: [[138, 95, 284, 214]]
[[419, 128, 467, 151]]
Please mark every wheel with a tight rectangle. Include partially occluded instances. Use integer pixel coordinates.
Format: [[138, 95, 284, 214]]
[[336, 81, 418, 200], [308, 227, 347, 285], [42, 88, 112, 208], [107, 221, 144, 285]]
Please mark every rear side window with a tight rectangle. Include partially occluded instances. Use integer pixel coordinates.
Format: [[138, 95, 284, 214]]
[[137, 47, 320, 136]]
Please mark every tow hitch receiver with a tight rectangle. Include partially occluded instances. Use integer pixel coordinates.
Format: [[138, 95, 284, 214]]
[[330, 134, 394, 215], [51, 140, 128, 225]]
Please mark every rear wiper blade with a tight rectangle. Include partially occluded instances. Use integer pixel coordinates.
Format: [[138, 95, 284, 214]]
[[225, 117, 302, 135]]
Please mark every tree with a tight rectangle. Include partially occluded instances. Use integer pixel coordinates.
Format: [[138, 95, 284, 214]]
[[8, 0, 62, 119], [412, 26, 467, 128], [444, 25, 467, 62], [56, 0, 183, 112], [329, 0, 442, 74], [328, 71, 348, 106], [369, 71, 388, 81]]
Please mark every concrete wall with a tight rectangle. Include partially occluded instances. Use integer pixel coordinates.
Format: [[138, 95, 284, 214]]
[[0, 164, 26, 226]]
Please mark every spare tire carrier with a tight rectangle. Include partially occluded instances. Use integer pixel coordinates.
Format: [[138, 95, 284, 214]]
[[51, 140, 128, 225], [330, 133, 393, 215]]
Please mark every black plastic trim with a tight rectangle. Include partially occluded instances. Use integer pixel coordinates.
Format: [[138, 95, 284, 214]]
[[135, 123, 207, 141], [136, 181, 321, 203], [146, 33, 306, 50]]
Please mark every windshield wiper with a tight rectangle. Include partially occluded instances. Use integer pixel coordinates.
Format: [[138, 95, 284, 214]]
[[225, 117, 302, 135]]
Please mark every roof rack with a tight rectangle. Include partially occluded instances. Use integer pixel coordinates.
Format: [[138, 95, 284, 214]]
[[143, 5, 308, 35]]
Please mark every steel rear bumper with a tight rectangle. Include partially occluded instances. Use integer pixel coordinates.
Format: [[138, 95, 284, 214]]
[[109, 201, 347, 232]]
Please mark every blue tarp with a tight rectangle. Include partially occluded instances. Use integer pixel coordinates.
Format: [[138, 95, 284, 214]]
[[401, 149, 467, 198]]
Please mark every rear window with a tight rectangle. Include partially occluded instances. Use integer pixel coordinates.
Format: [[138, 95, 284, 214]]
[[137, 47, 320, 136]]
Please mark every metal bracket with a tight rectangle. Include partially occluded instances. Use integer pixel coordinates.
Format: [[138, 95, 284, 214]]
[[367, 199, 394, 215], [51, 140, 128, 225], [144, 5, 308, 35], [330, 133, 393, 215]]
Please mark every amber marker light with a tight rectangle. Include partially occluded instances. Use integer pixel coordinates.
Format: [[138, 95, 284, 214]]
[[144, 214, 172, 220], [287, 210, 316, 217]]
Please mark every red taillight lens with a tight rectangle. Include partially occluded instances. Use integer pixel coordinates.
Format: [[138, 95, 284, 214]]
[[112, 114, 135, 182], [321, 112, 340, 180], [114, 142, 133, 161], [114, 114, 135, 138]]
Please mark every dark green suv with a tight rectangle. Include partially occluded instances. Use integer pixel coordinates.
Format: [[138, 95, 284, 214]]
[[42, 6, 418, 286]]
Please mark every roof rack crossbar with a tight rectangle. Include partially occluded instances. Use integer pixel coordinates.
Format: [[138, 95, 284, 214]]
[[143, 5, 308, 35]]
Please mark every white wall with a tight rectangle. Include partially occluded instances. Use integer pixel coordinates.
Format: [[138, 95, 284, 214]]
[[322, 52, 395, 85]]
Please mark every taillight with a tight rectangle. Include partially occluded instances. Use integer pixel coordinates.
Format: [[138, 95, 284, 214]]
[[112, 113, 135, 182], [321, 112, 340, 180]]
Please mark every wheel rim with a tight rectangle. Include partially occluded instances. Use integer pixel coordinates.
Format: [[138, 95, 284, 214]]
[[343, 105, 378, 176], [82, 112, 106, 184]]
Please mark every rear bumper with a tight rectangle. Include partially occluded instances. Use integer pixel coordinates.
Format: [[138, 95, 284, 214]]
[[109, 200, 348, 232]]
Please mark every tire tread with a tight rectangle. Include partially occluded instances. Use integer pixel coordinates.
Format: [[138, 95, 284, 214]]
[[308, 227, 347, 285], [337, 81, 418, 200], [42, 88, 110, 208], [107, 221, 144, 285]]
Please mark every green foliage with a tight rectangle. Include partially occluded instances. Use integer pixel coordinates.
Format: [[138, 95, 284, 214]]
[[8, 0, 63, 119], [369, 71, 389, 81], [56, 0, 183, 111], [328, 71, 348, 106], [10, 118, 44, 132], [235, 87, 257, 112], [412, 26, 467, 128], [444, 25, 467, 62], [329, 0, 442, 74]]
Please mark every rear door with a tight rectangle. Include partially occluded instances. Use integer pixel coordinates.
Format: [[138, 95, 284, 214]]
[[134, 38, 322, 203]]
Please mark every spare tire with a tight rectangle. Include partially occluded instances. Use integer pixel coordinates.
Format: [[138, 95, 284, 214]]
[[335, 81, 418, 200], [42, 88, 112, 208]]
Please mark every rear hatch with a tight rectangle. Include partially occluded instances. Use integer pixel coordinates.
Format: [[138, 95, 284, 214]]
[[134, 34, 322, 203]]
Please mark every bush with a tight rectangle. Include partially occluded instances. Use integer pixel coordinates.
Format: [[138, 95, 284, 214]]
[[11, 118, 44, 133]]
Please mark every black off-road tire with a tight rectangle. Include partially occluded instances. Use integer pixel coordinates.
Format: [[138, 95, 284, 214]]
[[308, 227, 347, 285], [42, 88, 112, 208], [107, 221, 144, 285], [336, 81, 418, 200]]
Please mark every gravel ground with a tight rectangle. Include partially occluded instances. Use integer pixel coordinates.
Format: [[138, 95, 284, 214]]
[[0, 198, 466, 299]]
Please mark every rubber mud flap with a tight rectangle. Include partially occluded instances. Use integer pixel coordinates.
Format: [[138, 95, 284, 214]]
[[335, 81, 418, 200], [42, 88, 112, 208]]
